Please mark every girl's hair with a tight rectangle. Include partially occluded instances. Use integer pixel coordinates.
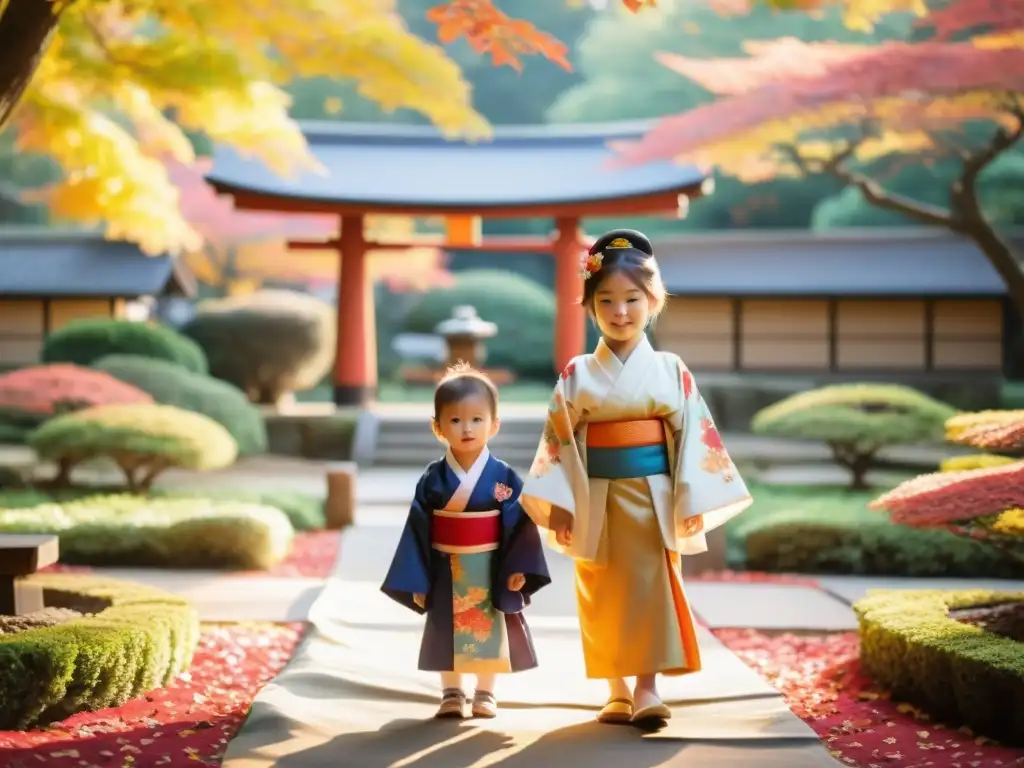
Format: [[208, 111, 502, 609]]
[[580, 228, 667, 316], [432, 361, 499, 420]]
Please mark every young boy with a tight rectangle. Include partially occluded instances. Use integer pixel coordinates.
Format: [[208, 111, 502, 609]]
[[381, 363, 551, 718]]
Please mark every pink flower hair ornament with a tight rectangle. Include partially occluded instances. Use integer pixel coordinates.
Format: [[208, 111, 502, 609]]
[[580, 251, 603, 280]]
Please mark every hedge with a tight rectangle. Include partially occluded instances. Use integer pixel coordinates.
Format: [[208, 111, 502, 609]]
[[0, 487, 325, 532], [29, 403, 238, 491], [181, 290, 335, 404], [750, 383, 958, 489], [0, 573, 199, 729], [727, 482, 1024, 578], [0, 495, 295, 569], [92, 354, 268, 456], [855, 589, 1024, 745], [42, 318, 208, 374]]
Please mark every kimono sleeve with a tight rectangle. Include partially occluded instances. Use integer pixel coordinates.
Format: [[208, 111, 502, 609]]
[[519, 361, 586, 531], [495, 467, 551, 613], [668, 358, 753, 553], [380, 471, 434, 615]]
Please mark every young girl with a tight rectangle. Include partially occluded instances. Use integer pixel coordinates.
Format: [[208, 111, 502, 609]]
[[382, 363, 551, 719], [520, 229, 752, 726]]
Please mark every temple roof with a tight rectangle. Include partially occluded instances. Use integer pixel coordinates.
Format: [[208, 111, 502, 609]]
[[206, 120, 708, 214], [656, 229, 1016, 296], [0, 228, 196, 298]]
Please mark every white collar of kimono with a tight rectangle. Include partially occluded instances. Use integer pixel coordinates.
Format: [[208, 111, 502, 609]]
[[594, 332, 652, 373], [445, 445, 490, 484]]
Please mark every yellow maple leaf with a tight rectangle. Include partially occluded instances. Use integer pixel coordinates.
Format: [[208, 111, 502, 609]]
[[9, 0, 490, 256]]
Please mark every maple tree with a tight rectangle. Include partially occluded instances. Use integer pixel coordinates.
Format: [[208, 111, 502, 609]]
[[611, 0, 1024, 309]]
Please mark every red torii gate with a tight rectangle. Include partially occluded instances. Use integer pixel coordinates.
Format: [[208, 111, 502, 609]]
[[207, 120, 710, 406]]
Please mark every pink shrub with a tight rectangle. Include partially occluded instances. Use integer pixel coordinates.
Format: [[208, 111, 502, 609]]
[[0, 363, 153, 418]]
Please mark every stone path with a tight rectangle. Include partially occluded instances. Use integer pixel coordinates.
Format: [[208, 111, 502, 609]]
[[218, 515, 845, 768]]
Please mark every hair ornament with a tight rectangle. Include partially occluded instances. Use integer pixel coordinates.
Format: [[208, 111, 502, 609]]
[[580, 251, 603, 280], [607, 237, 632, 249]]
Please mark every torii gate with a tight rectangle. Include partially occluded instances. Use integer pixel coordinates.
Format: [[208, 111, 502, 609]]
[[206, 120, 710, 406]]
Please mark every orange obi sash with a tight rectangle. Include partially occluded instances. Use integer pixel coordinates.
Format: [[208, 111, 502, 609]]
[[585, 418, 670, 480], [431, 509, 501, 555], [586, 418, 666, 448]]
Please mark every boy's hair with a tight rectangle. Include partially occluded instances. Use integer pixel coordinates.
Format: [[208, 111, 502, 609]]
[[432, 361, 499, 421]]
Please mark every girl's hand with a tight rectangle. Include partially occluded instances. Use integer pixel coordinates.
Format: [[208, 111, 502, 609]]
[[413, 593, 426, 608], [507, 573, 525, 591], [549, 506, 574, 547]]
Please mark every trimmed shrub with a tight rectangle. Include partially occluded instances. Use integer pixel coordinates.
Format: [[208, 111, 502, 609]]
[[28, 403, 238, 491], [730, 483, 1024, 578], [0, 487, 325, 532], [0, 364, 153, 424], [940, 454, 1019, 472], [0, 573, 199, 729], [92, 354, 267, 456], [854, 589, 1024, 745], [403, 270, 556, 379], [42, 318, 208, 374], [945, 409, 1024, 453], [181, 290, 335, 404], [0, 495, 294, 569], [870, 461, 1024, 527], [750, 383, 958, 489]]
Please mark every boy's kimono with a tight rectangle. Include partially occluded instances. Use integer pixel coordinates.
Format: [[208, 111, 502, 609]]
[[382, 447, 550, 674]]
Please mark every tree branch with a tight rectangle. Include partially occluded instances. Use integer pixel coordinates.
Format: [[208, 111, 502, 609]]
[[954, 95, 1024, 225], [0, 0, 66, 130], [778, 131, 955, 228]]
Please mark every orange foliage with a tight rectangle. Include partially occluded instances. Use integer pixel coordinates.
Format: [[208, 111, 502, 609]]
[[426, 0, 571, 71], [0, 364, 153, 417]]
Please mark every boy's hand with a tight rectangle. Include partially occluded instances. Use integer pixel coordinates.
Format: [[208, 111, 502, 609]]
[[507, 573, 525, 591], [413, 593, 426, 608]]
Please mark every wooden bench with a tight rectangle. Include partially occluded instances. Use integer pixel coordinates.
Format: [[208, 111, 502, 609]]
[[0, 534, 60, 615]]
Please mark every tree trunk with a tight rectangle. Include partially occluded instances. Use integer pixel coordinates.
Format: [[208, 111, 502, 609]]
[[828, 442, 876, 491], [0, 0, 64, 130]]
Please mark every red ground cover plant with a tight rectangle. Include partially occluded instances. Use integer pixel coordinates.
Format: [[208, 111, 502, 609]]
[[714, 628, 1024, 768], [0, 623, 304, 767]]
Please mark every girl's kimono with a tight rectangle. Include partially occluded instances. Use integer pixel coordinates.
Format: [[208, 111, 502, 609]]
[[382, 447, 551, 674], [520, 335, 752, 680]]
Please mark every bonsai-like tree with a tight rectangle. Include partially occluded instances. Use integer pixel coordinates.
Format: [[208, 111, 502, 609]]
[[750, 383, 958, 489]]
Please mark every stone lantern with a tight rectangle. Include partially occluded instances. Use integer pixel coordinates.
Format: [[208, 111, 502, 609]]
[[435, 305, 497, 369]]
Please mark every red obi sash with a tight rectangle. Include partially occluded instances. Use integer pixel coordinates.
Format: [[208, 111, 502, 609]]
[[431, 509, 501, 554]]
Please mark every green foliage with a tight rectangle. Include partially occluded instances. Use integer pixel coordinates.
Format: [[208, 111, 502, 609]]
[[41, 319, 208, 375], [92, 354, 267, 456], [854, 589, 1024, 746], [0, 495, 294, 569], [726, 482, 1024, 578], [0, 573, 199, 729], [0, 487, 325, 532], [181, 290, 335, 404], [751, 384, 958, 488], [752, 383, 958, 445], [28, 404, 238, 491], [403, 269, 556, 379]]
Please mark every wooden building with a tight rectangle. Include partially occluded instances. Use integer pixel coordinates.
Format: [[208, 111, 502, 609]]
[[0, 228, 196, 366], [653, 229, 1024, 383]]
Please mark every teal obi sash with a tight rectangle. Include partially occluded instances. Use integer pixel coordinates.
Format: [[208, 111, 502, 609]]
[[587, 443, 670, 480]]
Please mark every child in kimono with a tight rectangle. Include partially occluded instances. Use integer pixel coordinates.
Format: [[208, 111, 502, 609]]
[[520, 229, 753, 726], [382, 363, 551, 720]]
